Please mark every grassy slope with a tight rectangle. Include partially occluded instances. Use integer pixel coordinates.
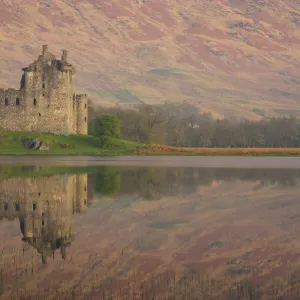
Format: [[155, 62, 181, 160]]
[[1, 132, 300, 156], [0, 131, 139, 155]]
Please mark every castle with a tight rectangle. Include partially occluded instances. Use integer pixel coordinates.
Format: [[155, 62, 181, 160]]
[[0, 174, 88, 264], [0, 45, 88, 135]]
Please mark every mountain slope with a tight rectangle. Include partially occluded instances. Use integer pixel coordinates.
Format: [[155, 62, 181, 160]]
[[1, 0, 300, 119]]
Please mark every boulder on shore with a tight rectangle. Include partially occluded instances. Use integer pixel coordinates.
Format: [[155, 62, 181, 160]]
[[21, 138, 43, 150]]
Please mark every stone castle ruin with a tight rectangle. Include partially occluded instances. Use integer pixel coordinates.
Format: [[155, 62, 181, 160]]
[[0, 174, 88, 264], [0, 45, 88, 135]]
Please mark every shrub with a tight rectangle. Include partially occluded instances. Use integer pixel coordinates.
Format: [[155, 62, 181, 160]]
[[93, 114, 121, 139]]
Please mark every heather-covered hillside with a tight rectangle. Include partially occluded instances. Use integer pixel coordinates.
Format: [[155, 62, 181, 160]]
[[1, 0, 300, 118]]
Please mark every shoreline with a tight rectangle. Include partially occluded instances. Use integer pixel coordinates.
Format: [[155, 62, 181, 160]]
[[1, 147, 300, 157], [2, 132, 300, 158], [2, 155, 300, 168]]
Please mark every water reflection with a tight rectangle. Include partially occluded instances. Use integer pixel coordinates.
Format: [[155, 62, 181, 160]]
[[2, 166, 300, 299], [91, 167, 300, 201], [2, 167, 300, 263], [0, 174, 88, 264]]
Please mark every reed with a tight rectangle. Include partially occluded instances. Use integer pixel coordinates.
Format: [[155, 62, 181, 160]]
[[1, 246, 300, 299], [136, 144, 300, 156]]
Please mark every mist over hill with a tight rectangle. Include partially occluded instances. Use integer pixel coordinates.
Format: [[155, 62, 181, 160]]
[[1, 0, 300, 119]]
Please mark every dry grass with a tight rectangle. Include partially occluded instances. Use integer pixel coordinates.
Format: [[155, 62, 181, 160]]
[[2, 247, 300, 300], [136, 144, 300, 156]]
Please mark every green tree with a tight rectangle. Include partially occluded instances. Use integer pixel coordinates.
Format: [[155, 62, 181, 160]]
[[88, 103, 300, 148], [94, 114, 121, 139]]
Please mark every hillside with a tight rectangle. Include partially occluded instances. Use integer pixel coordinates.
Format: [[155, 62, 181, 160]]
[[1, 0, 300, 119]]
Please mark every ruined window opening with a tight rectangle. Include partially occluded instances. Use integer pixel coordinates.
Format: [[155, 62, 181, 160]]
[[38, 192, 41, 196], [42, 220, 45, 226], [5, 98, 8, 106], [42, 83, 45, 89], [84, 185, 87, 191], [4, 203, 8, 210], [43, 93, 45, 96], [85, 104, 87, 109], [85, 117, 87, 122], [16, 204, 20, 211], [33, 98, 37, 106], [16, 98, 20, 105], [84, 200, 87, 205], [33, 203, 36, 211], [39, 113, 41, 117]]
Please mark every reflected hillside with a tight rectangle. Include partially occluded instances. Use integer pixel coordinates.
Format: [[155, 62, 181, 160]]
[[1, 166, 300, 264], [0, 174, 88, 264], [90, 167, 300, 202], [2, 166, 300, 298]]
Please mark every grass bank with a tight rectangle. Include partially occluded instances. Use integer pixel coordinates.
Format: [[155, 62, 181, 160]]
[[1, 132, 300, 156], [0, 131, 139, 155]]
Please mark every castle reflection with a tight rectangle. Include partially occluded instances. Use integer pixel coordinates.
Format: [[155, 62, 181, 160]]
[[2, 166, 300, 265], [0, 174, 88, 264]]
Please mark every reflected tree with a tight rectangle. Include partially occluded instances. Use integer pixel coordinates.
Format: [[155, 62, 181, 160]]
[[94, 167, 121, 196]]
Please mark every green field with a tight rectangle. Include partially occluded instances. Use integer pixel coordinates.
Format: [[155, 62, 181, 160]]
[[0, 131, 139, 156], [1, 131, 300, 157]]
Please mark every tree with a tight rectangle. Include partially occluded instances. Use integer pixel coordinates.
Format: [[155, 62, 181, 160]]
[[94, 114, 121, 139], [88, 103, 300, 148]]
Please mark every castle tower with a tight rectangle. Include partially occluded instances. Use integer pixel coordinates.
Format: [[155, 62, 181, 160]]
[[75, 94, 88, 135], [0, 45, 88, 135], [61, 49, 68, 63], [42, 44, 48, 55]]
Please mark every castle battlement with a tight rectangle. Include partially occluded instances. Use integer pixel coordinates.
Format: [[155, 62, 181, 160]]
[[0, 45, 88, 135]]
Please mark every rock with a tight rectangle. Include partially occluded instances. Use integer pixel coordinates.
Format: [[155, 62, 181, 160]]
[[60, 143, 70, 148], [22, 138, 43, 150], [39, 143, 50, 151], [206, 46, 227, 57]]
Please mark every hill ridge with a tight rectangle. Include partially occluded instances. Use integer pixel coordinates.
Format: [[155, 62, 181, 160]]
[[1, 0, 300, 119]]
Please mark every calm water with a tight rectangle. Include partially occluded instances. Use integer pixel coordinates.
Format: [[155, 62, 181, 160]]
[[1, 157, 300, 299]]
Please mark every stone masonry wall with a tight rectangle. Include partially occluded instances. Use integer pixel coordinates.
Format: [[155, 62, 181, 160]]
[[76, 94, 88, 135], [0, 45, 88, 135]]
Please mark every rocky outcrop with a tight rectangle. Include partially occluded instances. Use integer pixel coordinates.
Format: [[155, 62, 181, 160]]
[[21, 138, 50, 150], [22, 138, 43, 150]]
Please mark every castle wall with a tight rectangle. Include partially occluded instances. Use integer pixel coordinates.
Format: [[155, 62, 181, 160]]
[[76, 94, 88, 135], [0, 46, 88, 135], [0, 88, 26, 132], [0, 74, 72, 135]]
